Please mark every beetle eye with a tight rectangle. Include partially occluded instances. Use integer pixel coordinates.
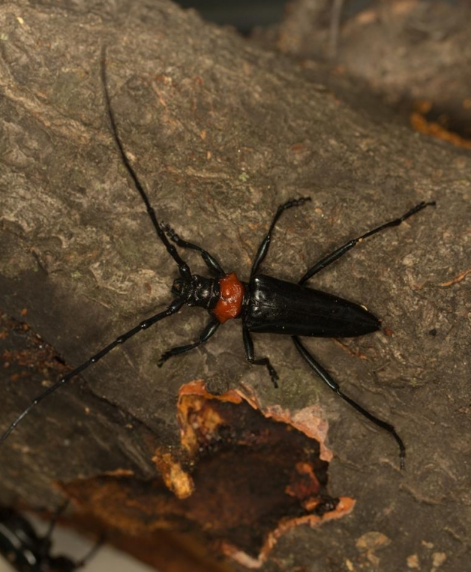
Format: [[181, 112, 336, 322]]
[[172, 279, 183, 295]]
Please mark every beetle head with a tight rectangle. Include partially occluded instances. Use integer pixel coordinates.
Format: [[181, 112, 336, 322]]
[[172, 275, 219, 310], [172, 277, 190, 298]]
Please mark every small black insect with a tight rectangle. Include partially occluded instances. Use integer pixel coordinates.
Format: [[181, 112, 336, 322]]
[[0, 505, 100, 572], [0, 51, 435, 467]]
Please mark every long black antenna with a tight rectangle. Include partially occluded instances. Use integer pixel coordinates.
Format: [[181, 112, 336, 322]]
[[0, 48, 190, 446], [100, 46, 191, 280], [0, 299, 186, 446]]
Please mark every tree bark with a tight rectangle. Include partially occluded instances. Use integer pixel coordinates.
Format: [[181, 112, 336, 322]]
[[1, 0, 470, 571]]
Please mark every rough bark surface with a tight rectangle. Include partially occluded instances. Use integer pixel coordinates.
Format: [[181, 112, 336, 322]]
[[258, 0, 471, 138], [0, 0, 470, 571]]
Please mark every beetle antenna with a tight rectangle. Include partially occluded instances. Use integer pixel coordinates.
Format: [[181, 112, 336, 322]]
[[0, 51, 198, 446], [101, 46, 191, 281], [0, 298, 185, 446]]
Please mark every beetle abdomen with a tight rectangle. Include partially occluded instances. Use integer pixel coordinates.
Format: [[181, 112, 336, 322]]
[[245, 275, 380, 337]]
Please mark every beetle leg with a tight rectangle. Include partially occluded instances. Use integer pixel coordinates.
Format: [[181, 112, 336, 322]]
[[158, 318, 220, 366], [0, 297, 186, 446], [292, 336, 406, 469], [160, 222, 225, 277], [298, 201, 436, 285], [75, 533, 105, 568], [39, 502, 67, 557], [250, 197, 312, 279], [243, 327, 280, 388]]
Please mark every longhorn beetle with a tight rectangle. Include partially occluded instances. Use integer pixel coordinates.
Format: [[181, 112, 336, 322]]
[[0, 49, 435, 467], [0, 505, 101, 572]]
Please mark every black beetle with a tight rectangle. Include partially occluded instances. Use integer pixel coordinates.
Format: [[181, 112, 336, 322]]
[[0, 506, 100, 572], [0, 51, 435, 467]]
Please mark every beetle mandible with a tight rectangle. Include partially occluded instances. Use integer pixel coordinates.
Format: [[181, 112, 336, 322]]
[[0, 50, 435, 468]]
